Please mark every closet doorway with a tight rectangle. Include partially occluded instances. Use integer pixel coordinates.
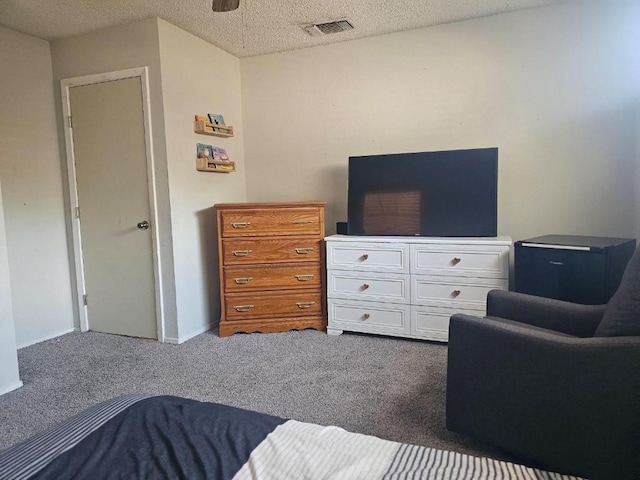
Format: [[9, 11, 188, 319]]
[[61, 68, 161, 340]]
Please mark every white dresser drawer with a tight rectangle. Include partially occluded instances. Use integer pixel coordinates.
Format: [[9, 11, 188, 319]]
[[326, 242, 409, 274], [328, 271, 409, 303], [411, 275, 508, 309], [411, 244, 509, 278], [410, 305, 483, 342], [328, 299, 411, 335]]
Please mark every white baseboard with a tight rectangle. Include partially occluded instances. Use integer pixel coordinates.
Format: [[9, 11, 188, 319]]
[[17, 327, 78, 349], [0, 380, 23, 396], [16, 325, 212, 347], [162, 323, 214, 344], [178, 323, 214, 343]]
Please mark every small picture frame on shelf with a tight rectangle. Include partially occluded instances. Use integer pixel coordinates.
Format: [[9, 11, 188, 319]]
[[196, 142, 214, 158], [207, 113, 225, 126]]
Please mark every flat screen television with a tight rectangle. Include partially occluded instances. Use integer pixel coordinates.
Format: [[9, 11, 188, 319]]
[[347, 148, 498, 237]]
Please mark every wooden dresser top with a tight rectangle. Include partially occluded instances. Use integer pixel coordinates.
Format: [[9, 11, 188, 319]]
[[215, 201, 326, 210]]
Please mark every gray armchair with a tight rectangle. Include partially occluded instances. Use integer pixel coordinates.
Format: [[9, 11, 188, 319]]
[[446, 249, 640, 480]]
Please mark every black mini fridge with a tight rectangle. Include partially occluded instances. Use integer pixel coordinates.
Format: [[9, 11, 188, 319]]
[[514, 235, 636, 305]]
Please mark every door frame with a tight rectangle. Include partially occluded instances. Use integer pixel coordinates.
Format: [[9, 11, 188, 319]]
[[60, 67, 165, 342]]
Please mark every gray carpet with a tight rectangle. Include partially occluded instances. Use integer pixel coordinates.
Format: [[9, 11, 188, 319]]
[[0, 328, 514, 463]]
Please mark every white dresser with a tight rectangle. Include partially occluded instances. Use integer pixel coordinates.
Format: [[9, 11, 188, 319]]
[[325, 235, 511, 342]]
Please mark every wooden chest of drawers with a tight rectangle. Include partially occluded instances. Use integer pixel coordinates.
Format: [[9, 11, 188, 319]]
[[215, 202, 327, 337]]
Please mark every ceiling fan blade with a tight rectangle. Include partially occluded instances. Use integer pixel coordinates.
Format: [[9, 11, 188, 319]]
[[212, 0, 240, 12]]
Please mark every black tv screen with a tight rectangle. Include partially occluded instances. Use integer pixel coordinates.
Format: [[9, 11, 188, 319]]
[[347, 148, 498, 237]]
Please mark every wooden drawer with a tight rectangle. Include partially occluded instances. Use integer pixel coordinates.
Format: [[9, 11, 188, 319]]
[[224, 263, 321, 292], [327, 299, 410, 335], [225, 290, 323, 320], [220, 208, 322, 237], [327, 271, 409, 303], [326, 242, 409, 273], [411, 275, 508, 309], [411, 244, 509, 278], [222, 238, 322, 265]]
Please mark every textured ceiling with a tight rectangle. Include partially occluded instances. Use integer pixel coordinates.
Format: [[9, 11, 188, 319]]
[[0, 0, 563, 58]]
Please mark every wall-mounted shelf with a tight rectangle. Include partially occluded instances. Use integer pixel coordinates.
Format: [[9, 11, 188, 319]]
[[196, 157, 235, 173], [194, 120, 234, 137]]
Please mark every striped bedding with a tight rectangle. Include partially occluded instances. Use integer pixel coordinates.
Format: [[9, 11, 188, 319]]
[[0, 395, 583, 480]]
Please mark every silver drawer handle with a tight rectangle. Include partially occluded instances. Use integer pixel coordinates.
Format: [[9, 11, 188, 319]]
[[231, 222, 251, 228], [296, 301, 315, 309], [234, 304, 254, 312], [294, 274, 314, 281], [295, 247, 313, 254], [292, 220, 313, 224], [232, 249, 252, 256], [233, 277, 253, 284]]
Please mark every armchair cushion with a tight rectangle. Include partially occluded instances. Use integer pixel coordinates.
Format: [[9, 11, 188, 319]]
[[486, 290, 604, 337], [595, 246, 640, 337], [485, 316, 576, 337]]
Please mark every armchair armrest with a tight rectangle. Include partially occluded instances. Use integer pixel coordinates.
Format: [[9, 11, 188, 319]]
[[486, 290, 604, 337], [446, 313, 640, 479]]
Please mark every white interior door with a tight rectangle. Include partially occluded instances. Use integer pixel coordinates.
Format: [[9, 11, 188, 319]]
[[69, 77, 157, 339]]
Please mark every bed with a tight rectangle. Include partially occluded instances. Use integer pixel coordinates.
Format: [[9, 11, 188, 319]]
[[0, 394, 583, 480]]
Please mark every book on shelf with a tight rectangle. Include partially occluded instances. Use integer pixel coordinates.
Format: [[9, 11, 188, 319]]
[[212, 146, 230, 163], [207, 113, 225, 126]]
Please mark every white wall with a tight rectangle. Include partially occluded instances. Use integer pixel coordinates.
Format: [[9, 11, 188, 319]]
[[241, 0, 640, 243], [157, 19, 246, 341], [0, 26, 75, 347], [50, 18, 180, 341], [635, 107, 640, 241], [0, 180, 22, 395]]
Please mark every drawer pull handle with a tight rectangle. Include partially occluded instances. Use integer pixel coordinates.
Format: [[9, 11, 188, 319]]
[[232, 249, 252, 257], [292, 220, 313, 224], [296, 301, 315, 309], [362, 313, 370, 320], [452, 289, 461, 297], [295, 247, 314, 254], [234, 304, 254, 312], [452, 257, 461, 265], [294, 274, 314, 281], [549, 261, 564, 266], [233, 277, 253, 284], [361, 283, 370, 290], [231, 222, 251, 228], [360, 254, 369, 261]]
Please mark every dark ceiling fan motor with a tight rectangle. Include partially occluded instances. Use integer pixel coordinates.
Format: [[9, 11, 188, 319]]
[[212, 0, 240, 12]]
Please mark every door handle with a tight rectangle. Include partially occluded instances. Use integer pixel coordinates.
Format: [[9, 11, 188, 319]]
[[137, 220, 150, 230]]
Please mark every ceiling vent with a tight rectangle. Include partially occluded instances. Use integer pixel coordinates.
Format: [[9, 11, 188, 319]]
[[303, 19, 354, 37]]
